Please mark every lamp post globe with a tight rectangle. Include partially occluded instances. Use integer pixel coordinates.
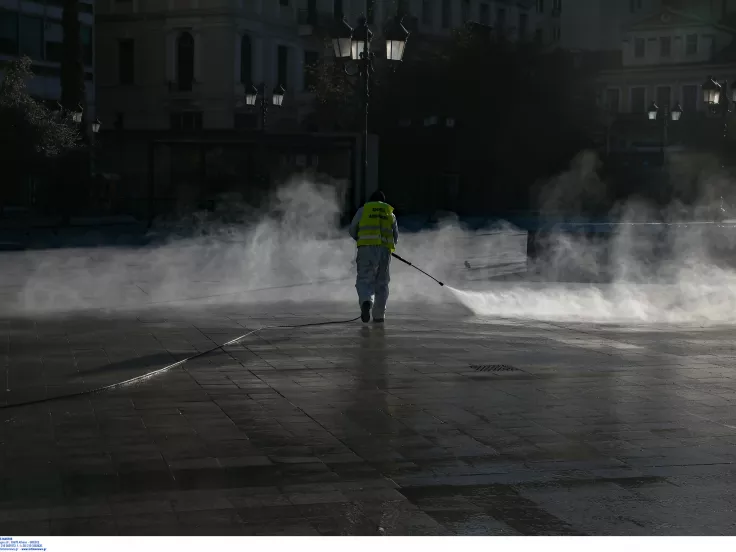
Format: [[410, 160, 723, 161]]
[[331, 17, 354, 60], [351, 16, 373, 61], [671, 102, 683, 121], [647, 101, 659, 120], [73, 104, 83, 124], [702, 76, 721, 105], [384, 16, 410, 62], [245, 84, 258, 106], [272, 85, 286, 107]]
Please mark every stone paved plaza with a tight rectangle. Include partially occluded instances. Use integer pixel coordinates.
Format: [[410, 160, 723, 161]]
[[2, 288, 736, 536]]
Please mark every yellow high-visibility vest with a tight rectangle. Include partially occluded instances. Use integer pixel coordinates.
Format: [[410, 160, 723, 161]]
[[357, 201, 395, 251]]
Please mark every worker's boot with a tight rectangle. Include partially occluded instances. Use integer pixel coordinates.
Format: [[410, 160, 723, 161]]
[[360, 301, 372, 323]]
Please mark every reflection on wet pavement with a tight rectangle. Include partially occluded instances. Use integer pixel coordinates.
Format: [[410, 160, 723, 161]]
[[2, 301, 736, 535]]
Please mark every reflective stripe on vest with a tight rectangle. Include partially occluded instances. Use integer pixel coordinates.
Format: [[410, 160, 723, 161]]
[[356, 201, 395, 251]]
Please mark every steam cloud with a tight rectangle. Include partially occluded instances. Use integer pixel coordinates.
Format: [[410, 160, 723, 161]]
[[4, 150, 736, 325]]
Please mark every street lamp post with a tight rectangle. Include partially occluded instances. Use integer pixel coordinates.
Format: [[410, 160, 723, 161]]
[[245, 83, 285, 132], [58, 103, 102, 221], [647, 100, 682, 158], [70, 104, 102, 176], [702, 76, 732, 165], [69, 104, 102, 137], [330, 14, 409, 206]]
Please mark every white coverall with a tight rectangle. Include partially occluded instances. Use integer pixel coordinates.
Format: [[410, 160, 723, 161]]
[[349, 206, 399, 320]]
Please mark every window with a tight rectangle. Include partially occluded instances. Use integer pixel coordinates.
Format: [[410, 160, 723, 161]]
[[240, 35, 252, 84], [118, 39, 134, 84], [422, 0, 433, 25], [660, 36, 671, 57], [279, 0, 289, 5], [537, 0, 544, 13], [519, 13, 528, 39], [441, 0, 451, 28], [19, 15, 43, 59], [81, 25, 93, 66], [631, 87, 646, 113], [277, 45, 288, 89], [479, 3, 489, 25], [461, 0, 470, 22], [552, 26, 560, 41], [657, 86, 671, 108], [0, 10, 18, 55], [44, 20, 62, 62], [553, 0, 561, 11], [304, 50, 319, 91], [535, 28, 543, 44], [605, 89, 620, 113], [333, 0, 343, 19], [683, 84, 697, 114], [634, 37, 645, 58], [686, 34, 697, 55], [177, 32, 195, 91], [170, 111, 203, 131]]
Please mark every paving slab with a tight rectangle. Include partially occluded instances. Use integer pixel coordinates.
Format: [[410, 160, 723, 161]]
[[2, 262, 736, 534]]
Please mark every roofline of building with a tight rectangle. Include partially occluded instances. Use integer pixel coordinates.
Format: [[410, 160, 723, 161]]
[[627, 7, 736, 35], [598, 60, 736, 77]]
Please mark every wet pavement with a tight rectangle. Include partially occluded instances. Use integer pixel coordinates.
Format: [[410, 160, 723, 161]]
[[2, 300, 736, 535]]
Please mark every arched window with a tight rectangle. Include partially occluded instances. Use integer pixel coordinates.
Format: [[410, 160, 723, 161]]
[[240, 34, 252, 85], [177, 32, 194, 91]]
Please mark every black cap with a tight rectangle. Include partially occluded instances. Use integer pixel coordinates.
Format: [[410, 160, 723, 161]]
[[369, 190, 386, 203]]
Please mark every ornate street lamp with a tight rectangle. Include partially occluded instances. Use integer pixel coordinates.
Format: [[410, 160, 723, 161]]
[[384, 16, 410, 62], [245, 84, 258, 107], [329, 14, 410, 205], [351, 17, 373, 61], [245, 83, 285, 131], [91, 118, 102, 133], [646, 100, 682, 158], [702, 76, 721, 105], [647, 101, 659, 120], [72, 104, 83, 124], [272, 85, 286, 107], [331, 17, 354, 60], [671, 102, 683, 122]]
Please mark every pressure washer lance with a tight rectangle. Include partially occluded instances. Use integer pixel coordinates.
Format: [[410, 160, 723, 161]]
[[391, 253, 445, 287]]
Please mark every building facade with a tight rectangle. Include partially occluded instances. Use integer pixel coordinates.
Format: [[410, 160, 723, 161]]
[[599, 8, 736, 129], [406, 0, 538, 42], [0, 0, 95, 110], [95, 0, 546, 133]]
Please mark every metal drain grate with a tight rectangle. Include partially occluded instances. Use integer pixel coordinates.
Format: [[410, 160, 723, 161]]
[[471, 364, 519, 372]]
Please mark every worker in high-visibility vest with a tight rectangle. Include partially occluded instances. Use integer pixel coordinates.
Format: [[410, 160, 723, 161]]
[[348, 191, 399, 323]]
